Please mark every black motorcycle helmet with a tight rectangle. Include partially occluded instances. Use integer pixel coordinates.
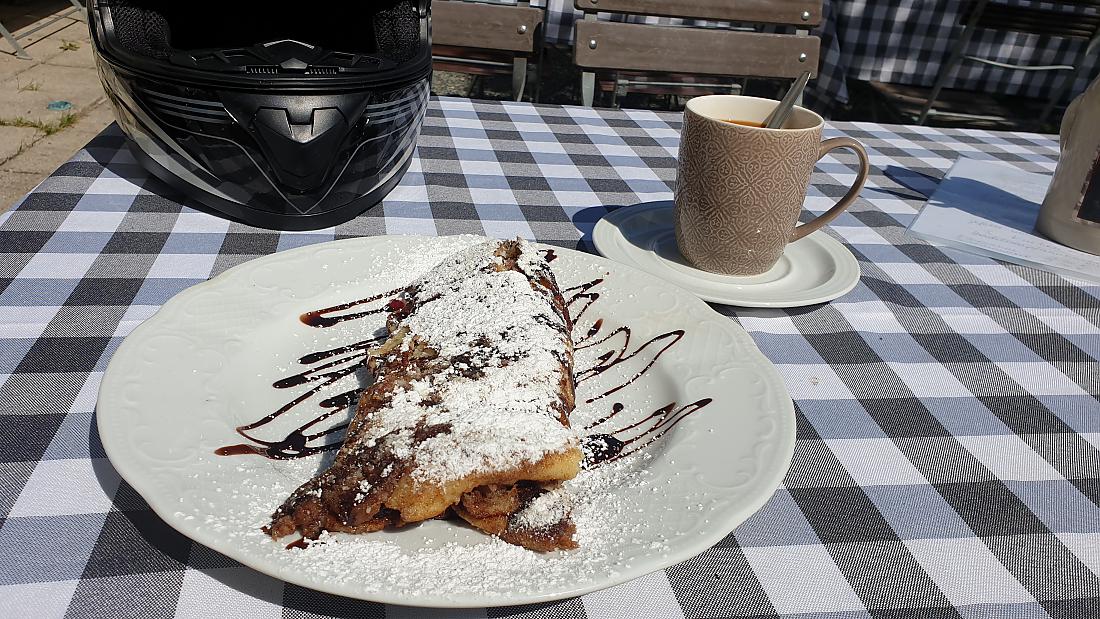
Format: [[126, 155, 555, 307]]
[[89, 0, 432, 230]]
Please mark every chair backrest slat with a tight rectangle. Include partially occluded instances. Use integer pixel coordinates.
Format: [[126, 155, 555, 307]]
[[572, 0, 821, 26], [432, 0, 542, 53], [969, 2, 1100, 39], [572, 0, 823, 105], [575, 22, 818, 78]]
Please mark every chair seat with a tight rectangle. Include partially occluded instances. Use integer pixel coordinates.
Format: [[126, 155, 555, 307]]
[[917, 0, 1100, 127], [870, 81, 1054, 129], [596, 71, 742, 97]]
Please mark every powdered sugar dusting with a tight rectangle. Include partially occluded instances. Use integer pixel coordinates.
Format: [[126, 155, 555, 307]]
[[364, 238, 578, 484], [513, 486, 571, 531], [186, 236, 693, 603], [197, 448, 658, 601]]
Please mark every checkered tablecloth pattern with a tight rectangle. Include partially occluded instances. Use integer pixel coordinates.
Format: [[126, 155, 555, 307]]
[[2, 96, 1099, 618]]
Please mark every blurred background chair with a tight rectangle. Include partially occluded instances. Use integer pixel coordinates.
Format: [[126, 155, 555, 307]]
[[917, 0, 1100, 126], [571, 0, 822, 108], [431, 0, 544, 101]]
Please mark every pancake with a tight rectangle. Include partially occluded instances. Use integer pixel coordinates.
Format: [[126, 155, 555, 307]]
[[267, 239, 581, 551]]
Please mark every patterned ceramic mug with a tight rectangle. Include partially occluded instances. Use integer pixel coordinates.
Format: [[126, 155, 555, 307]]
[[674, 95, 870, 276]]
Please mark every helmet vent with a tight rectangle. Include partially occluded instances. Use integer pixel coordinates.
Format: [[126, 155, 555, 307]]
[[246, 66, 280, 75], [110, 3, 172, 59], [373, 1, 421, 63]]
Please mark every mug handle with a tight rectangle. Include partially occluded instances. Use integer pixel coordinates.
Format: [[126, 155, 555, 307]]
[[789, 137, 870, 242]]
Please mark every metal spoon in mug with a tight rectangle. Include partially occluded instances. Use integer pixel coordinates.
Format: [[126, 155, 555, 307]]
[[763, 71, 811, 129]]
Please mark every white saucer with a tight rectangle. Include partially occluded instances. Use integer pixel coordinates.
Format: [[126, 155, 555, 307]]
[[593, 202, 861, 308]]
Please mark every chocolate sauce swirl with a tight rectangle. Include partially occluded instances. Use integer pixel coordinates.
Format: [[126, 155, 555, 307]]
[[300, 287, 403, 328], [214, 335, 383, 459], [218, 257, 711, 464], [575, 327, 684, 404], [581, 399, 712, 467]]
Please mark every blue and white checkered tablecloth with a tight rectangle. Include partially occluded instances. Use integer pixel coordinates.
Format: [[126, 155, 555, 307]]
[[2, 97, 1099, 618]]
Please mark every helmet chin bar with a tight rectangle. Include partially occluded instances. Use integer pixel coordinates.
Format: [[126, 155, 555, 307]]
[[219, 87, 369, 195]]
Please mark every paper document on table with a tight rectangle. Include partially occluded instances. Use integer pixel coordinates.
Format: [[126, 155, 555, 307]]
[[908, 157, 1100, 284]]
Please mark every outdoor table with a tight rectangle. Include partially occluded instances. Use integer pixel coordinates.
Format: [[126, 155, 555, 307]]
[[1, 96, 1097, 618]]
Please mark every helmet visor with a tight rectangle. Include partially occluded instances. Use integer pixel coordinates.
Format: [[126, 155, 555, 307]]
[[100, 0, 426, 78]]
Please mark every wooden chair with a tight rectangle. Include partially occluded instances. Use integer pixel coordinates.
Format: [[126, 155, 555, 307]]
[[917, 0, 1100, 126], [431, 0, 544, 101], [572, 0, 822, 107]]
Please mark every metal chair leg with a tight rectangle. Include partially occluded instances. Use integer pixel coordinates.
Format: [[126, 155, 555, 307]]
[[582, 71, 596, 107], [917, 37, 967, 125], [0, 21, 31, 59], [918, 0, 989, 125], [534, 42, 547, 102], [512, 56, 528, 102], [1, 1, 86, 60]]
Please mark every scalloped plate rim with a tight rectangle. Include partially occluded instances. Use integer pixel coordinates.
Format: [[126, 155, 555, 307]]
[[96, 234, 795, 608]]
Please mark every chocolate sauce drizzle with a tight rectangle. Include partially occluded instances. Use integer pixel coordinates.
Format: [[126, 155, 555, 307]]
[[576, 327, 684, 404], [581, 399, 712, 467], [214, 335, 384, 459], [299, 287, 403, 328], [217, 250, 711, 464]]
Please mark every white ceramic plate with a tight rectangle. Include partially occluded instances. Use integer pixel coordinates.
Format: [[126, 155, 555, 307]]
[[593, 202, 861, 308], [97, 235, 795, 608]]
